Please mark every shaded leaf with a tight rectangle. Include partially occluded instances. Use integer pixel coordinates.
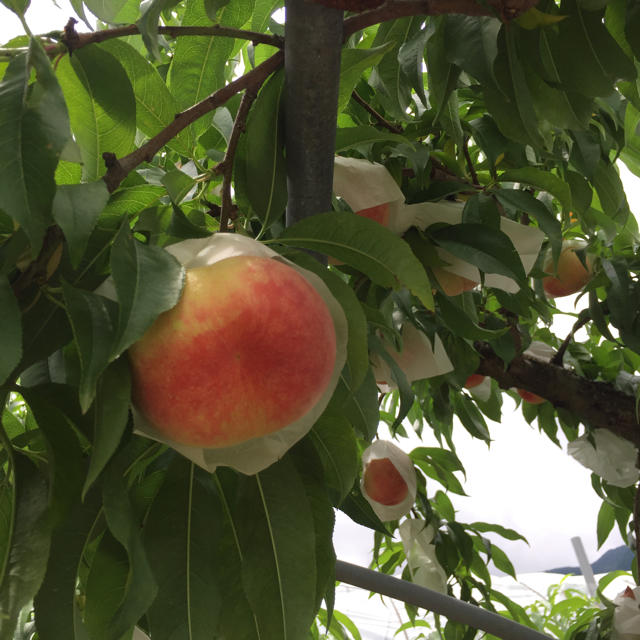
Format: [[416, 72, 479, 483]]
[[278, 212, 434, 310], [53, 181, 110, 267], [110, 224, 185, 359], [0, 278, 21, 385]]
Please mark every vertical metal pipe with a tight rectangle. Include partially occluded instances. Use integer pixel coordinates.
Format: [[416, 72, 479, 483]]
[[284, 0, 343, 243]]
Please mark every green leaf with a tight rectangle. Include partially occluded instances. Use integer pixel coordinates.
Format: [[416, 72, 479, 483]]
[[490, 543, 517, 579], [452, 394, 491, 441], [83, 358, 131, 498], [596, 500, 615, 548], [21, 387, 85, 527], [0, 41, 69, 254], [102, 184, 165, 217], [368, 18, 421, 120], [430, 223, 526, 283], [592, 160, 629, 223], [338, 43, 394, 114], [109, 224, 185, 359], [444, 16, 501, 88], [84, 0, 139, 23], [62, 282, 117, 413], [0, 278, 21, 386], [53, 181, 110, 267], [437, 293, 508, 340], [137, 0, 182, 60], [398, 24, 429, 108], [0, 0, 29, 15], [498, 167, 572, 213], [625, 0, 640, 60], [33, 490, 102, 640], [334, 125, 407, 152], [57, 44, 136, 182], [309, 416, 359, 505], [144, 459, 222, 639], [494, 188, 562, 259], [98, 39, 192, 156], [162, 168, 196, 204], [425, 18, 462, 145], [503, 28, 545, 149], [235, 455, 317, 638], [101, 448, 158, 640], [0, 455, 50, 640], [167, 0, 235, 140], [471, 521, 528, 543], [83, 528, 131, 640], [278, 212, 434, 310], [553, 0, 636, 97], [234, 71, 287, 231]]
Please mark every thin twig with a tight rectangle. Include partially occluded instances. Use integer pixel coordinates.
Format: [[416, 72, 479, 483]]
[[217, 88, 258, 232], [351, 90, 403, 134], [342, 0, 539, 38], [103, 51, 283, 193], [551, 310, 591, 366], [463, 136, 480, 187], [61, 22, 283, 53]]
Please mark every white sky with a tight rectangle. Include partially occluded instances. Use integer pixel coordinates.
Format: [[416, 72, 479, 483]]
[[3, 0, 640, 579]]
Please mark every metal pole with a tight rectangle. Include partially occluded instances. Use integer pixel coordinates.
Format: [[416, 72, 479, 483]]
[[284, 0, 343, 244], [571, 536, 597, 598], [335, 560, 555, 640]]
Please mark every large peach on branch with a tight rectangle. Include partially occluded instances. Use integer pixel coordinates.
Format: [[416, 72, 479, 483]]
[[128, 235, 346, 463], [542, 239, 593, 298]]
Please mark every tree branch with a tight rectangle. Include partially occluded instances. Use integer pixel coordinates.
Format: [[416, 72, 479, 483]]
[[216, 88, 258, 232], [551, 309, 591, 366], [102, 51, 283, 193], [351, 90, 403, 134], [61, 21, 283, 53], [475, 342, 640, 448], [343, 0, 540, 38]]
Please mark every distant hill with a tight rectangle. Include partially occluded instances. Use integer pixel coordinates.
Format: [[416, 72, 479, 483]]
[[548, 545, 634, 575]]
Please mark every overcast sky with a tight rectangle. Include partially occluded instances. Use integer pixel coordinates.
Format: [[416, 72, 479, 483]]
[[2, 0, 639, 577]]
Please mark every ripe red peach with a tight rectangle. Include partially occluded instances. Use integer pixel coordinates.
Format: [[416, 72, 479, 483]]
[[355, 203, 391, 226], [363, 457, 409, 506], [128, 255, 337, 448], [542, 241, 592, 298], [465, 374, 485, 389], [517, 388, 546, 405]]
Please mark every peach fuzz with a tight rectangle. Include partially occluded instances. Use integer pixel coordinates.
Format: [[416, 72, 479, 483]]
[[464, 374, 485, 389], [517, 388, 546, 405], [128, 255, 337, 448], [363, 457, 409, 506], [542, 242, 592, 298]]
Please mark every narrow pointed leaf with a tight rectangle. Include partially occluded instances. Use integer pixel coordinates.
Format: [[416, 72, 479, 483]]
[[110, 224, 185, 359], [53, 181, 110, 267], [57, 44, 136, 181], [235, 456, 317, 639], [0, 42, 69, 253], [144, 459, 222, 640], [278, 212, 434, 310], [0, 278, 21, 385]]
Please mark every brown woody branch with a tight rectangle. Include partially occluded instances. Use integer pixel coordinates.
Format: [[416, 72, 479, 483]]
[[343, 0, 539, 38], [103, 51, 283, 193], [61, 20, 283, 53], [351, 90, 403, 134], [475, 342, 640, 448], [216, 88, 258, 232]]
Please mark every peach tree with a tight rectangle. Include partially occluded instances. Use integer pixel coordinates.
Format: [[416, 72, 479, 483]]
[[0, 0, 639, 638]]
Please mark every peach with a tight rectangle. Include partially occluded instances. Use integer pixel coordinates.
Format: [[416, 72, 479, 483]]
[[355, 203, 390, 226], [432, 266, 477, 296], [464, 374, 485, 389], [363, 457, 409, 506], [128, 255, 337, 448], [542, 241, 592, 298], [517, 388, 546, 405]]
